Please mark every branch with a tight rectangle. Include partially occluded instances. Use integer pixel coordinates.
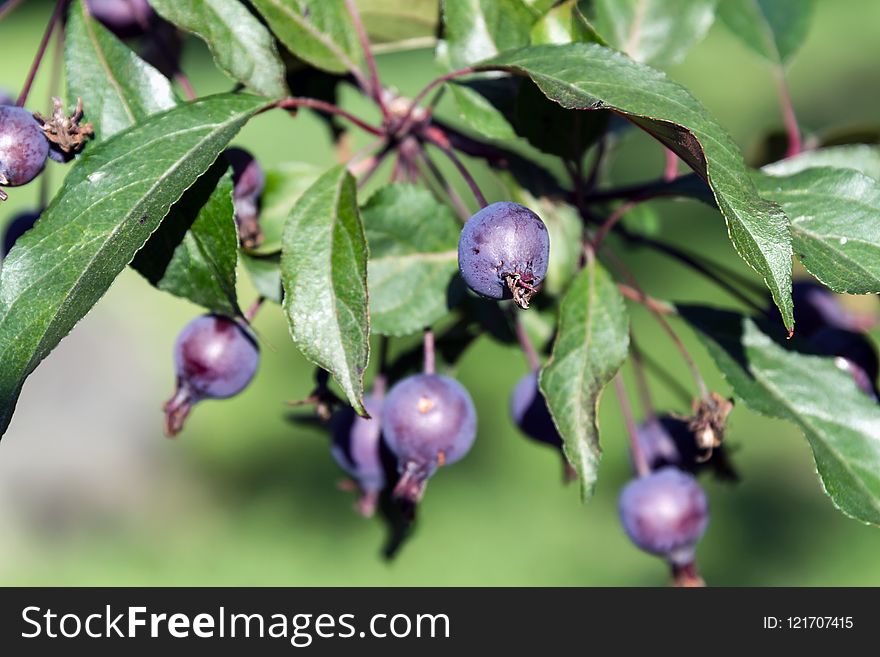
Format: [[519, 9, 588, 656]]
[[614, 374, 650, 478], [275, 97, 384, 136], [420, 125, 487, 209], [343, 0, 389, 121], [17, 0, 68, 107]]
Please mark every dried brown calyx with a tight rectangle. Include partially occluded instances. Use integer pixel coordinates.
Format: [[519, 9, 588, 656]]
[[686, 392, 734, 459], [505, 272, 539, 309], [34, 97, 94, 156]]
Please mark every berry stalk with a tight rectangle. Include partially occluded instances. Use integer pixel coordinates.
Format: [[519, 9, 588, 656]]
[[16, 0, 68, 108]]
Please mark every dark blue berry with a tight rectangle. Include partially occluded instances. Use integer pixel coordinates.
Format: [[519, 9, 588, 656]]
[[224, 147, 265, 249], [85, 0, 155, 38], [2, 209, 40, 257], [619, 467, 709, 566], [458, 201, 550, 308], [331, 393, 386, 516], [381, 374, 477, 502], [784, 281, 855, 337], [164, 314, 260, 436], [811, 328, 879, 400], [0, 106, 49, 195]]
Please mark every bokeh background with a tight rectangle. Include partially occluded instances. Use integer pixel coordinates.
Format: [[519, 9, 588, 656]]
[[1, 0, 879, 586]]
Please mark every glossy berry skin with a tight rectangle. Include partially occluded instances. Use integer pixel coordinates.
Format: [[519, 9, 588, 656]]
[[0, 106, 49, 189], [619, 467, 709, 566], [163, 314, 260, 436], [224, 147, 265, 249], [458, 202, 550, 308], [381, 374, 477, 502], [2, 209, 40, 257], [331, 394, 386, 516], [811, 328, 879, 400], [85, 0, 155, 38]]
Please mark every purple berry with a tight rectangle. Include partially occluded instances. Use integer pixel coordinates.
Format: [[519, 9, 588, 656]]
[[2, 209, 40, 257], [811, 328, 879, 400], [163, 314, 260, 436], [224, 147, 265, 249], [0, 106, 49, 195], [331, 393, 386, 516], [458, 201, 550, 308], [381, 374, 477, 502], [85, 0, 155, 38], [619, 467, 709, 566], [635, 418, 681, 469], [782, 280, 858, 338]]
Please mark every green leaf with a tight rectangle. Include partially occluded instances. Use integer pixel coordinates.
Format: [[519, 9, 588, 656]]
[[281, 165, 370, 415], [480, 43, 794, 330], [438, 0, 538, 69], [131, 162, 240, 315], [251, 0, 362, 75], [250, 162, 323, 255], [682, 306, 880, 525], [242, 252, 283, 303], [361, 184, 460, 336], [586, 0, 718, 67], [754, 167, 880, 295], [763, 145, 880, 181], [447, 83, 517, 140], [540, 254, 629, 499], [65, 0, 177, 140], [718, 0, 816, 65], [0, 93, 267, 437], [150, 0, 288, 98], [356, 0, 439, 46]]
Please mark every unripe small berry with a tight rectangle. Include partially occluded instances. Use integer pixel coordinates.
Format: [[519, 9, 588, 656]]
[[458, 201, 550, 309], [618, 467, 709, 566], [331, 393, 386, 517], [381, 374, 477, 502], [0, 106, 49, 194], [163, 314, 260, 436]]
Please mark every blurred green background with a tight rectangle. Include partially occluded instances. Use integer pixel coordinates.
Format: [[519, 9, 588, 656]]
[[1, 0, 879, 586]]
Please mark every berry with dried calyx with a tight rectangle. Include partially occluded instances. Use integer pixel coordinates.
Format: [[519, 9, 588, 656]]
[[636, 415, 739, 481], [34, 97, 94, 163], [331, 392, 387, 517], [381, 374, 477, 503], [0, 105, 50, 200], [163, 314, 260, 437], [458, 201, 550, 309]]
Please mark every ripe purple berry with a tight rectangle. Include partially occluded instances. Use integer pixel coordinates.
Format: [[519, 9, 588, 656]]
[[381, 374, 477, 502], [331, 393, 386, 517], [163, 314, 260, 437], [2, 209, 40, 257], [0, 106, 49, 198], [458, 201, 550, 309], [85, 0, 155, 38], [811, 328, 879, 400], [618, 467, 709, 566]]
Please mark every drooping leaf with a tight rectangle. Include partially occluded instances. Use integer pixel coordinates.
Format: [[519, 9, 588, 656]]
[[0, 93, 267, 437], [763, 145, 880, 181], [585, 0, 718, 67], [251, 0, 362, 75], [281, 165, 370, 415], [717, 0, 816, 66], [529, 0, 602, 46], [150, 0, 288, 98], [540, 254, 629, 499], [361, 184, 461, 336], [250, 162, 323, 255], [480, 43, 794, 330], [681, 306, 880, 525], [65, 0, 177, 140], [438, 0, 537, 139], [754, 167, 880, 295], [356, 0, 439, 47], [131, 162, 240, 315]]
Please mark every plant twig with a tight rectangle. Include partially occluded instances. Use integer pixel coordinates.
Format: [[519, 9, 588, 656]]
[[423, 329, 436, 375], [421, 126, 488, 209], [0, 0, 24, 22], [398, 67, 475, 134], [416, 144, 470, 221], [16, 0, 67, 108], [629, 338, 656, 424], [512, 310, 541, 371], [592, 201, 638, 250], [614, 374, 650, 477], [343, 0, 389, 121], [244, 297, 265, 324], [774, 67, 801, 158], [663, 148, 679, 181], [275, 97, 384, 136], [617, 283, 675, 315]]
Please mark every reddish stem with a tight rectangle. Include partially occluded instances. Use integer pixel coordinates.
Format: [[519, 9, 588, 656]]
[[17, 0, 68, 108], [423, 329, 436, 375], [663, 148, 679, 181], [416, 145, 470, 221], [244, 297, 265, 324], [421, 126, 488, 209], [275, 97, 384, 136], [592, 201, 637, 250], [513, 312, 541, 371], [399, 68, 476, 135], [343, 0, 389, 121], [617, 283, 674, 315], [0, 0, 24, 22], [614, 374, 650, 477], [774, 67, 801, 158]]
